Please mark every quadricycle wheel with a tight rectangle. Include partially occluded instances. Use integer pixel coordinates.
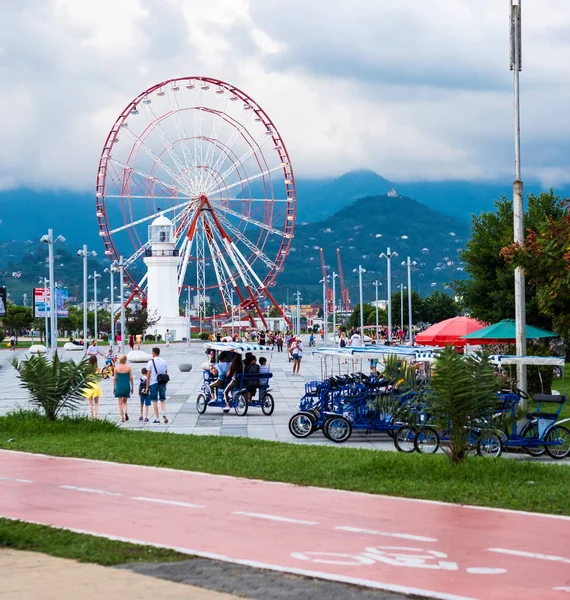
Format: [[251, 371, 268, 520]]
[[261, 393, 275, 416], [393, 426, 417, 453], [196, 393, 207, 414], [289, 412, 316, 438], [323, 416, 352, 443]]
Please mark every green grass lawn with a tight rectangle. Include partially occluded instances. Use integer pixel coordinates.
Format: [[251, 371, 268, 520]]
[[0, 518, 189, 565], [0, 411, 568, 516]]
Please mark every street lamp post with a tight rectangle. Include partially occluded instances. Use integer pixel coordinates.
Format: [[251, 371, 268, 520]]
[[373, 281, 382, 341], [187, 286, 191, 346], [39, 277, 49, 348], [88, 271, 102, 341], [379, 248, 398, 342], [400, 284, 405, 333], [332, 272, 338, 346], [294, 291, 301, 336], [77, 246, 97, 351], [353, 266, 366, 338], [406, 257, 417, 343], [117, 256, 125, 355], [231, 289, 235, 338], [41, 229, 65, 352], [319, 275, 329, 344], [511, 0, 527, 391], [104, 265, 115, 349]]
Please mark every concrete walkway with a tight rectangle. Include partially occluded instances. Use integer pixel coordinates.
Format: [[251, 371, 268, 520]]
[[0, 549, 239, 600]]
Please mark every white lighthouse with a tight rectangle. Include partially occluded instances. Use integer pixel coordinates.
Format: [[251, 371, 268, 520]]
[[143, 215, 186, 340]]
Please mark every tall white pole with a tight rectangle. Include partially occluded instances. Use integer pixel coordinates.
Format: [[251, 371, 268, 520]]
[[119, 256, 125, 355], [511, 0, 527, 391], [380, 248, 397, 342], [43, 277, 49, 349], [47, 230, 55, 351], [109, 267, 115, 349], [374, 281, 379, 341], [83, 246, 88, 350], [187, 286, 191, 345], [321, 278, 327, 344], [93, 271, 99, 341], [359, 267, 364, 337], [295, 291, 301, 336], [231, 289, 235, 338], [407, 257, 413, 343], [400, 284, 404, 333], [332, 272, 337, 347]]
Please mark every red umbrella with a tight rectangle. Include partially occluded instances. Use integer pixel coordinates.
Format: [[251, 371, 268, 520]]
[[415, 316, 486, 347]]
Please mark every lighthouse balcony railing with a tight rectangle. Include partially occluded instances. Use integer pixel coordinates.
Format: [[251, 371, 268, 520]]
[[145, 249, 180, 257]]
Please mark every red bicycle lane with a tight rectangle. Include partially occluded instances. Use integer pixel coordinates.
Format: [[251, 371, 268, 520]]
[[0, 450, 569, 600]]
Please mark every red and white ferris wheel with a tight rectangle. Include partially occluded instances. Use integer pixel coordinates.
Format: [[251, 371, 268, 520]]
[[95, 76, 295, 328]]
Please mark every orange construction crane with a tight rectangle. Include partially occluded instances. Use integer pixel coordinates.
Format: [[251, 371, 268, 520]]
[[319, 248, 334, 312], [336, 248, 351, 312]]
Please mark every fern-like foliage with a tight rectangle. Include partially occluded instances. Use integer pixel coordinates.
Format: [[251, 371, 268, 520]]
[[11, 352, 96, 421]]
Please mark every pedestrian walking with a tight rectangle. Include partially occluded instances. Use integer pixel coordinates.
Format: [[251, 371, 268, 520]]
[[86, 340, 103, 363], [135, 333, 142, 350], [9, 334, 16, 352], [83, 355, 102, 419], [114, 354, 134, 423], [138, 367, 151, 422], [165, 329, 172, 347], [145, 347, 169, 423], [291, 336, 303, 375], [129, 334, 135, 351], [276, 334, 283, 352]]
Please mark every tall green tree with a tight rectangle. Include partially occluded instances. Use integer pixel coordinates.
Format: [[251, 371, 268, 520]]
[[2, 303, 34, 332], [456, 190, 564, 329], [421, 291, 460, 323]]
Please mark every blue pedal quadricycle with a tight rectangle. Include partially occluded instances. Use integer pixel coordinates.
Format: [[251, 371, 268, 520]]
[[196, 342, 274, 417]]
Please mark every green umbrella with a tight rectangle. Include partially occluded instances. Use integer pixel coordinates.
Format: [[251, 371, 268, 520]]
[[461, 319, 557, 342]]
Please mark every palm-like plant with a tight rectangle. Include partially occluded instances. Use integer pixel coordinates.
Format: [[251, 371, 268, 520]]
[[427, 347, 499, 463], [12, 353, 96, 421]]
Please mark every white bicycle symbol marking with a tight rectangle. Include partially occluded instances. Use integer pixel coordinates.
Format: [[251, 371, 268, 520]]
[[292, 545, 506, 575]]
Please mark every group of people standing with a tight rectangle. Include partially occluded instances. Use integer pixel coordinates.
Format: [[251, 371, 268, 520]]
[[82, 343, 169, 424]]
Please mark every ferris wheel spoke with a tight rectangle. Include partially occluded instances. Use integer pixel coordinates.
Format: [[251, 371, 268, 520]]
[[107, 200, 194, 236], [120, 128, 193, 196], [139, 100, 197, 193], [202, 92, 230, 190], [209, 165, 284, 198], [207, 107, 257, 191], [108, 158, 186, 198], [214, 204, 287, 237], [205, 229, 233, 308], [177, 234, 194, 293], [206, 130, 275, 195], [216, 213, 277, 271], [211, 197, 290, 203], [166, 87, 198, 171], [104, 194, 186, 201]]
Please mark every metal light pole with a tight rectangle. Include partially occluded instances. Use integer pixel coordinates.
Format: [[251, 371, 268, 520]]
[[104, 265, 115, 349], [41, 230, 65, 352], [319, 275, 329, 344], [511, 0, 527, 391], [400, 284, 405, 333], [294, 291, 301, 336], [119, 256, 125, 355], [77, 246, 96, 351], [373, 281, 382, 341], [380, 248, 398, 342], [39, 277, 49, 348], [407, 257, 416, 343], [353, 266, 366, 337], [89, 271, 102, 340], [231, 289, 235, 338], [332, 272, 338, 346], [187, 286, 191, 345]]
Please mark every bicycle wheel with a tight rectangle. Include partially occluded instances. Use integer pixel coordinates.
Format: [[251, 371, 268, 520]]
[[477, 432, 503, 458], [545, 425, 570, 459], [288, 412, 315, 438], [196, 393, 207, 414], [394, 426, 416, 453], [323, 416, 352, 443], [234, 394, 248, 416], [415, 427, 440, 454], [521, 422, 546, 457], [261, 393, 275, 416]]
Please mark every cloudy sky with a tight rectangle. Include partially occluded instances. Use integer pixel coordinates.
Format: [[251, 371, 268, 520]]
[[1, 0, 569, 191]]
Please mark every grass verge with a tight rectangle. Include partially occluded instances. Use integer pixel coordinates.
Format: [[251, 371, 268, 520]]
[[0, 410, 568, 516], [0, 518, 189, 565]]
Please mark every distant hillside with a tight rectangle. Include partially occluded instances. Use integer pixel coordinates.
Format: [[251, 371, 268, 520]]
[[266, 193, 471, 303]]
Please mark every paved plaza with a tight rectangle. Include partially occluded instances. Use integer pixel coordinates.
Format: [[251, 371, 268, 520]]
[[0, 336, 394, 451]]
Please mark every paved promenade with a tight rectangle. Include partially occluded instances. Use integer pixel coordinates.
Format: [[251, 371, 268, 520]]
[[0, 338, 395, 450], [1, 450, 569, 600]]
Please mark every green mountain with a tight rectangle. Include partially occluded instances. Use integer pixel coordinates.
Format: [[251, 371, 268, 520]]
[[270, 193, 471, 303]]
